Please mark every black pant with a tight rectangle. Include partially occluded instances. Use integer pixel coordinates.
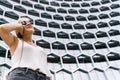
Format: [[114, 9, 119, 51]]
[[7, 67, 50, 80]]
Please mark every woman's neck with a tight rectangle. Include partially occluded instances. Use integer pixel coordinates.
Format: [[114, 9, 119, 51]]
[[23, 37, 32, 43], [22, 34, 32, 42]]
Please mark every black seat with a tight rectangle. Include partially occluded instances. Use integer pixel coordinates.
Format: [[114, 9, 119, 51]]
[[47, 54, 60, 63], [99, 14, 109, 19], [52, 41, 65, 49], [81, 42, 93, 50], [67, 42, 79, 50], [61, 2, 70, 7], [87, 15, 98, 20], [94, 41, 107, 49], [70, 32, 82, 39], [41, 12, 52, 19], [73, 23, 84, 29], [91, 1, 100, 6], [57, 8, 67, 13], [31, 0, 38, 2], [43, 30, 55, 37], [11, 0, 20, 3], [62, 54, 76, 63], [34, 4, 45, 10], [96, 31, 107, 38], [22, 0, 33, 7], [50, 1, 59, 6], [108, 40, 120, 47], [71, 3, 80, 7], [39, 0, 49, 5], [46, 7, 56, 12], [68, 9, 78, 14], [92, 54, 107, 62], [5, 11, 19, 20], [89, 8, 99, 13], [100, 6, 110, 11], [14, 5, 26, 13], [79, 9, 88, 14], [83, 32, 95, 38], [85, 23, 96, 29], [110, 4, 120, 9], [107, 52, 120, 61], [109, 20, 120, 26], [110, 11, 120, 17], [48, 22, 60, 28], [28, 9, 39, 16], [76, 16, 87, 21], [36, 39, 50, 48], [35, 19, 47, 27], [108, 29, 120, 36], [65, 15, 75, 21], [80, 42, 93, 50], [0, 0, 13, 9], [53, 14, 63, 20], [97, 22, 108, 28], [61, 23, 72, 29], [81, 2, 90, 7], [57, 31, 69, 38], [101, 0, 110, 4]]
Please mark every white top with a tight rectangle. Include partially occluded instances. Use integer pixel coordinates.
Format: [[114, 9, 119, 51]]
[[9, 39, 52, 77]]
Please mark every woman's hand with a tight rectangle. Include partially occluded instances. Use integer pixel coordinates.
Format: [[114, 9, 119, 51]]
[[15, 18, 27, 35]]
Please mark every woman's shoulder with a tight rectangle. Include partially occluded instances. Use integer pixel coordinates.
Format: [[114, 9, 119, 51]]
[[40, 47, 45, 52], [37, 46, 45, 52]]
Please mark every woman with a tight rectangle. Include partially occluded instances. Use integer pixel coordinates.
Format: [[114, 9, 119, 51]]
[[0, 17, 52, 80]]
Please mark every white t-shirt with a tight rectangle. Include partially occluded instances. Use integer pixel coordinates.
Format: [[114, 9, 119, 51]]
[[8, 39, 52, 77]]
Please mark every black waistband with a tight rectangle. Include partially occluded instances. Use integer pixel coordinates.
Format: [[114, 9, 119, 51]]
[[19, 67, 46, 76], [10, 67, 50, 79]]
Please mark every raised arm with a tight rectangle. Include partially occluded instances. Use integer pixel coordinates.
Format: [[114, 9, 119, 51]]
[[0, 22, 23, 55]]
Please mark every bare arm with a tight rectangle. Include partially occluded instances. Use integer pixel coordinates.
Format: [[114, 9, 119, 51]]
[[0, 23, 22, 32], [0, 22, 23, 55]]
